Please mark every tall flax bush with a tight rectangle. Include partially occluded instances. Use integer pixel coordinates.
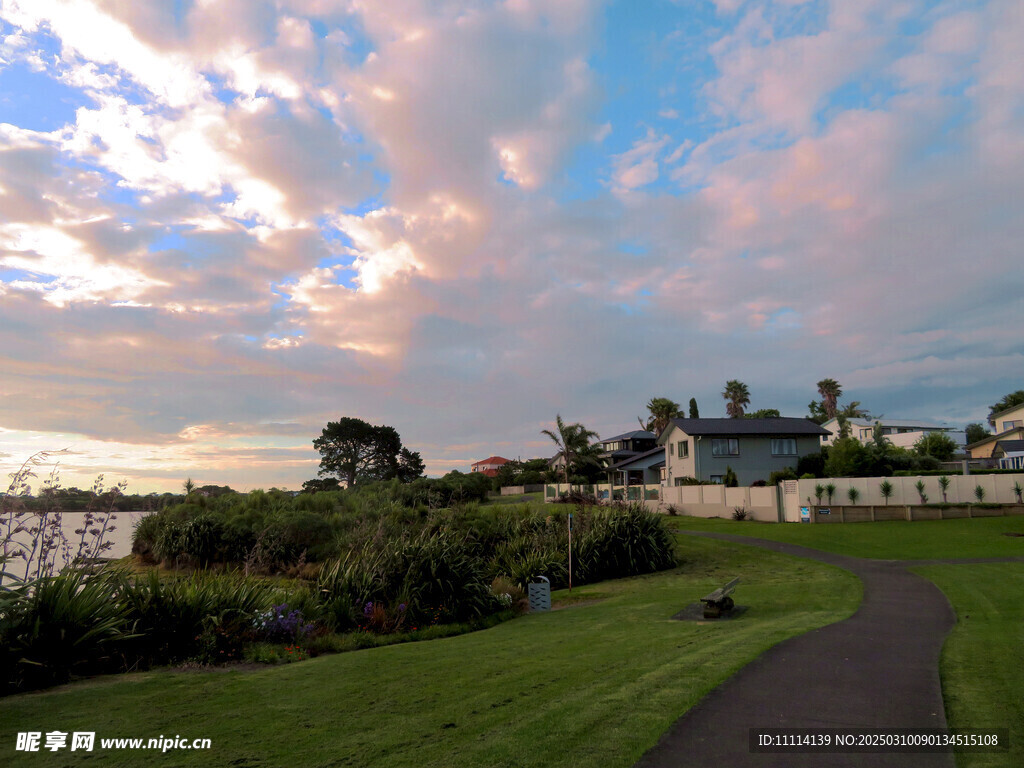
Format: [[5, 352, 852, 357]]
[[112, 570, 273, 665], [318, 528, 491, 627], [1, 571, 132, 693], [572, 504, 677, 583]]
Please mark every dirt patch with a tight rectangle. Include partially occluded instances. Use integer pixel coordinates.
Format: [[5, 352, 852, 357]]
[[671, 603, 749, 622]]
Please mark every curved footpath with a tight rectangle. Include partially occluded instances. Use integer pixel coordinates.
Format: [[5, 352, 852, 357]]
[[635, 532, 1023, 768]]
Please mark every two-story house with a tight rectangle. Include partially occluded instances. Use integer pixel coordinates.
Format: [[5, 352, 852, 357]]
[[969, 402, 1024, 460], [658, 418, 830, 486], [471, 456, 511, 477], [596, 430, 657, 464]]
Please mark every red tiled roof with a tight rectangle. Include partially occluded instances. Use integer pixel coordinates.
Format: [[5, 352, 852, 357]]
[[471, 456, 511, 467]]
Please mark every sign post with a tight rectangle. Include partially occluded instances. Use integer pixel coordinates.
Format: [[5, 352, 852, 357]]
[[568, 512, 573, 592]]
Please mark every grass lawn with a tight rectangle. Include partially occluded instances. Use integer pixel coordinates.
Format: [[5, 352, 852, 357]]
[[911, 562, 1024, 768], [1, 536, 859, 768], [671, 514, 1024, 766], [668, 514, 1024, 560]]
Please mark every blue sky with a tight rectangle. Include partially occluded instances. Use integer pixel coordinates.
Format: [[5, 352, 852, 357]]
[[0, 0, 1021, 491]]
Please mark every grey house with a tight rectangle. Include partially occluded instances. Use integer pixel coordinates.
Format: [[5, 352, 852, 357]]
[[605, 446, 665, 486], [658, 418, 830, 486]]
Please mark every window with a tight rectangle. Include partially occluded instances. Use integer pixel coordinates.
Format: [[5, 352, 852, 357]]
[[860, 429, 872, 439], [711, 438, 739, 457], [771, 438, 797, 456], [677, 440, 689, 458], [1002, 420, 1023, 431], [710, 475, 724, 484]]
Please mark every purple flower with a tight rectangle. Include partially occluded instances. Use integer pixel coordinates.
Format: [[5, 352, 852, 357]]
[[398, 603, 407, 612], [363, 601, 374, 617]]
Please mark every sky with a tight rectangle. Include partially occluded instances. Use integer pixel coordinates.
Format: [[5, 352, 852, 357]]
[[0, 0, 1022, 493]]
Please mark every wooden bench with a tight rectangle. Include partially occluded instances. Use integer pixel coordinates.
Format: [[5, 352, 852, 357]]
[[700, 577, 739, 618]]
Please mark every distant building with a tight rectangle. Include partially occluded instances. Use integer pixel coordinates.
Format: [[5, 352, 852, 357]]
[[470, 456, 511, 477], [819, 418, 965, 450], [595, 430, 657, 464]]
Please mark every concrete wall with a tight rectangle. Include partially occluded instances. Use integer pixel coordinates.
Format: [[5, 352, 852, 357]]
[[781, 473, 1024, 521], [499, 484, 545, 496], [660, 484, 779, 522]]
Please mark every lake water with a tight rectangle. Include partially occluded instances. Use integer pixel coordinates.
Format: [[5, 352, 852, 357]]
[[1, 510, 152, 582]]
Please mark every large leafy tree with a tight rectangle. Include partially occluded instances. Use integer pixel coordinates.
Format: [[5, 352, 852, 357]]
[[914, 432, 959, 462], [542, 415, 600, 483], [722, 380, 750, 418], [640, 397, 683, 437], [313, 417, 424, 487], [816, 378, 843, 420], [745, 408, 781, 418], [965, 422, 990, 445], [988, 390, 1024, 426]]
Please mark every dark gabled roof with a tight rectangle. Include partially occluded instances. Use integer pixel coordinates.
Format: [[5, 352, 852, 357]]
[[607, 446, 665, 470], [600, 429, 656, 443], [994, 440, 1024, 455], [659, 417, 830, 442]]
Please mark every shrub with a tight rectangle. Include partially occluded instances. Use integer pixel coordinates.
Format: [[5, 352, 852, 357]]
[[974, 485, 986, 503], [879, 480, 894, 504], [571, 504, 676, 584], [847, 487, 860, 504], [915, 480, 928, 504], [768, 467, 798, 486], [113, 571, 273, 666], [180, 513, 226, 567], [1, 572, 131, 693], [732, 506, 748, 521]]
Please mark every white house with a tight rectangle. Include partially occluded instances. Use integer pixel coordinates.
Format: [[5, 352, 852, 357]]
[[819, 418, 965, 450]]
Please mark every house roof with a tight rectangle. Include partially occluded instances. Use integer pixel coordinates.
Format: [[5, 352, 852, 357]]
[[606, 446, 665, 470], [659, 417, 830, 443], [471, 456, 510, 467], [994, 440, 1024, 455], [989, 401, 1024, 421], [600, 430, 655, 443], [966, 426, 1024, 449]]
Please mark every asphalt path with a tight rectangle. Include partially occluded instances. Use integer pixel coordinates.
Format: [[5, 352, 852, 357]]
[[633, 531, 1005, 768]]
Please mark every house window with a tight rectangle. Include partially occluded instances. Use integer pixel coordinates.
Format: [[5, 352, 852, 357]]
[[711, 438, 739, 457], [771, 438, 797, 456], [1002, 420, 1023, 431], [860, 429, 872, 439], [710, 475, 724, 484], [677, 440, 689, 458]]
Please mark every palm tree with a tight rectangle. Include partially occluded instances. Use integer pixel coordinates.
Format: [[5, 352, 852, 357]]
[[541, 415, 600, 484], [816, 379, 842, 420], [722, 380, 750, 418], [642, 397, 683, 437]]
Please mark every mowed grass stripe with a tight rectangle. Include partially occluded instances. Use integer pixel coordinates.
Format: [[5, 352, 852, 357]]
[[1, 536, 860, 768], [669, 515, 1024, 560], [911, 562, 1024, 768]]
